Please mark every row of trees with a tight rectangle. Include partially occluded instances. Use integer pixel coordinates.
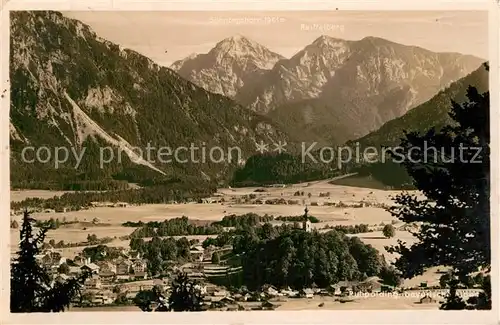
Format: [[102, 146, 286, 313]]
[[329, 224, 371, 234], [129, 217, 224, 238], [212, 213, 274, 228], [275, 215, 320, 223], [129, 236, 193, 276], [11, 180, 216, 211], [41, 234, 113, 250], [128, 213, 324, 239], [34, 217, 78, 230]]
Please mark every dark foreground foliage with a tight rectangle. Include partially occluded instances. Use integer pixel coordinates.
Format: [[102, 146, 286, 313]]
[[387, 81, 491, 309], [11, 211, 90, 312]]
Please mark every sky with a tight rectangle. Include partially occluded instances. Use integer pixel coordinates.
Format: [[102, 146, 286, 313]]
[[63, 11, 489, 67]]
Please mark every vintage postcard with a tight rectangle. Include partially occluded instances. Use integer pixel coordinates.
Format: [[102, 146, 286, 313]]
[[1, 0, 498, 324]]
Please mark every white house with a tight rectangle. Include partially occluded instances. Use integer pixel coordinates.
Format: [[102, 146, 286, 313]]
[[303, 288, 314, 298], [132, 260, 147, 274]]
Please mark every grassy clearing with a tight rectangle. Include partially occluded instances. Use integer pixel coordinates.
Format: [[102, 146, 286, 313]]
[[329, 175, 390, 190]]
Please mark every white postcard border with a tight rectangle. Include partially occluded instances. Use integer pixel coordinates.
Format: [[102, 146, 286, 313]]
[[0, 0, 498, 324]]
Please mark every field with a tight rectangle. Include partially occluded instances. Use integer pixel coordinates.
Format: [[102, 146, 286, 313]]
[[10, 178, 444, 310], [328, 175, 390, 190], [10, 190, 73, 202], [10, 178, 406, 252]]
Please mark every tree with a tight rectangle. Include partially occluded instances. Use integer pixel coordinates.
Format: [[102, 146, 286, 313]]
[[379, 266, 402, 287], [112, 285, 123, 294], [57, 263, 70, 275], [86, 234, 98, 244], [211, 252, 220, 264], [439, 278, 466, 310], [11, 210, 90, 312], [439, 271, 453, 289], [115, 292, 128, 305], [382, 224, 395, 238], [10, 220, 19, 229], [168, 272, 204, 311], [202, 237, 216, 248], [133, 289, 156, 312], [387, 83, 490, 309], [133, 273, 203, 312]]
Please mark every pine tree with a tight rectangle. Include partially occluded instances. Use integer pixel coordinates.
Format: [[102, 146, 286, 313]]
[[387, 77, 490, 309], [168, 272, 204, 311], [10, 210, 90, 312], [134, 272, 204, 312], [439, 279, 466, 310]]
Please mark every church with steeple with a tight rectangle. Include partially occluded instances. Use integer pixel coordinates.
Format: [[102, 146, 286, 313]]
[[302, 206, 312, 232]]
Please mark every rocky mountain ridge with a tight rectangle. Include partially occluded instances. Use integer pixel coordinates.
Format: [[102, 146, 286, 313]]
[[173, 35, 484, 143], [9, 11, 289, 188], [171, 35, 285, 98]]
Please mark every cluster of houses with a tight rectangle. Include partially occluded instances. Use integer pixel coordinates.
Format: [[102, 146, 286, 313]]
[[137, 280, 375, 311], [185, 276, 392, 311], [37, 248, 148, 286], [226, 195, 387, 209], [10, 201, 131, 216], [89, 201, 129, 208], [10, 201, 132, 216], [33, 242, 238, 307], [31, 243, 441, 309], [258, 196, 381, 208], [35, 248, 151, 306]]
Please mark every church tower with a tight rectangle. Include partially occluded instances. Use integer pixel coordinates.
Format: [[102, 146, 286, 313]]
[[303, 206, 312, 232]]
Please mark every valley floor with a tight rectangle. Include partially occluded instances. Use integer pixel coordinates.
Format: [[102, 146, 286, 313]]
[[11, 179, 445, 310]]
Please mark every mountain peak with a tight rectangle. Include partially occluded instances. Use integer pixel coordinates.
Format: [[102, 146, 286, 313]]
[[226, 34, 247, 42], [311, 35, 346, 46], [359, 36, 393, 45], [172, 34, 284, 98], [212, 35, 263, 54], [313, 35, 332, 44]]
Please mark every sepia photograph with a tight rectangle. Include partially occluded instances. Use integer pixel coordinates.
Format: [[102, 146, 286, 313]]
[[2, 1, 497, 323]]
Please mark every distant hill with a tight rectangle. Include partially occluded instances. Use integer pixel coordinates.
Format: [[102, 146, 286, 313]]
[[354, 63, 489, 149], [337, 63, 489, 190]]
